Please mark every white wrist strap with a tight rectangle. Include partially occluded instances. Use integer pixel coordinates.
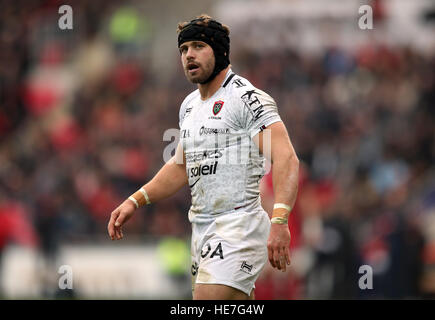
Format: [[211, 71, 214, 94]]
[[273, 203, 292, 211], [128, 196, 139, 209], [140, 187, 151, 205]]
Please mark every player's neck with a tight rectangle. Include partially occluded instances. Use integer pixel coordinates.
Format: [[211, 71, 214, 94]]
[[198, 67, 230, 101]]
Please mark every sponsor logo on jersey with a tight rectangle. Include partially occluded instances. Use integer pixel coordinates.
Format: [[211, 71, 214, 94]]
[[189, 161, 218, 178], [185, 149, 223, 163], [189, 178, 200, 188], [241, 89, 265, 121], [188, 161, 219, 188], [199, 126, 230, 136], [212, 100, 224, 115]]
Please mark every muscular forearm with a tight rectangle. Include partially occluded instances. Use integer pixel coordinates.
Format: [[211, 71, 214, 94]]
[[127, 154, 188, 209], [108, 155, 187, 241], [272, 154, 299, 213], [142, 156, 188, 203], [267, 148, 298, 272], [127, 141, 188, 208]]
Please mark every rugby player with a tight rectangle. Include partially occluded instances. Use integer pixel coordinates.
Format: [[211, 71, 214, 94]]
[[108, 14, 299, 300]]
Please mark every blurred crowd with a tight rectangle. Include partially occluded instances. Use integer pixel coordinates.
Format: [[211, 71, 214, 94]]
[[253, 44, 435, 299], [1, 0, 435, 299]]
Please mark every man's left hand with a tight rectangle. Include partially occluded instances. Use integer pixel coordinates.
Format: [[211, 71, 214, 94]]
[[267, 224, 291, 272]]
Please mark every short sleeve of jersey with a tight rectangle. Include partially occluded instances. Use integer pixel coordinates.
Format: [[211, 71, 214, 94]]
[[238, 88, 282, 137], [179, 104, 186, 129], [179, 90, 198, 128]]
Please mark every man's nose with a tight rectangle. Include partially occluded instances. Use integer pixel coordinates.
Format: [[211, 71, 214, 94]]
[[186, 46, 195, 59]]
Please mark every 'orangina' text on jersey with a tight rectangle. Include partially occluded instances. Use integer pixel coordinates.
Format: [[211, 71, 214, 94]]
[[179, 69, 282, 223]]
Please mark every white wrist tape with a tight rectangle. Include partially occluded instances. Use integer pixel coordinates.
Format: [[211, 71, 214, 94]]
[[140, 187, 151, 205], [273, 203, 292, 211], [128, 196, 139, 209], [271, 217, 288, 224]]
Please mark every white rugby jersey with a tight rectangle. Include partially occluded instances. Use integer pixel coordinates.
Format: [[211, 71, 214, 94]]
[[179, 69, 282, 223]]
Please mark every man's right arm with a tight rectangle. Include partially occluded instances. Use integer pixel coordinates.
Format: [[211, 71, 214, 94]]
[[142, 142, 188, 203], [108, 143, 187, 240]]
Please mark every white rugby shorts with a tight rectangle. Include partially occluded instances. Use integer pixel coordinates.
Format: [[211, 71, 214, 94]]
[[190, 208, 271, 296]]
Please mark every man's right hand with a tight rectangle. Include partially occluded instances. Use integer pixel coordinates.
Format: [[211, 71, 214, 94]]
[[108, 199, 136, 240]]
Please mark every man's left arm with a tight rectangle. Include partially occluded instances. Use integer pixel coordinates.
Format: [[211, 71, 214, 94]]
[[253, 121, 299, 272]]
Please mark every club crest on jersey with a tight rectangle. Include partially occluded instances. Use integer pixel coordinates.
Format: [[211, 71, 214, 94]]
[[213, 100, 224, 115]]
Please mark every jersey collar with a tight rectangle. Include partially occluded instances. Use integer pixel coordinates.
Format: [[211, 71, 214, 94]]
[[222, 69, 236, 88]]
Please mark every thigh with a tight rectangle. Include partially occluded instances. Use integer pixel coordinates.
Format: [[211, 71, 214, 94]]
[[193, 283, 255, 300]]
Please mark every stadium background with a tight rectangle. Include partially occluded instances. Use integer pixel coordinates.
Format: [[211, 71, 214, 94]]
[[0, 0, 434, 299]]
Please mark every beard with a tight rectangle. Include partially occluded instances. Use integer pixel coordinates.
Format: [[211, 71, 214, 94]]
[[185, 59, 215, 84]]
